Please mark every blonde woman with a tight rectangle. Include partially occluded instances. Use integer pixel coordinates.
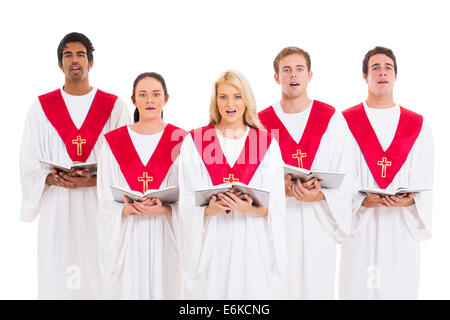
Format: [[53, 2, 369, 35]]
[[178, 70, 288, 299]]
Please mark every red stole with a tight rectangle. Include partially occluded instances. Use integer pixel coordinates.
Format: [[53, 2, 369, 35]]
[[39, 88, 117, 162], [343, 103, 423, 189], [258, 100, 335, 170], [105, 124, 187, 193], [190, 125, 272, 185]]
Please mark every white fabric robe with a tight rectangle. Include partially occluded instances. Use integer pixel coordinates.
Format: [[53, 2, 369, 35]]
[[97, 127, 182, 299], [20, 88, 130, 299], [178, 128, 288, 299], [268, 101, 354, 299], [339, 103, 433, 300]]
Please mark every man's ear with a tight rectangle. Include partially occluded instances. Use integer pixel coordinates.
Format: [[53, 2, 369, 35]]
[[308, 71, 313, 82], [88, 59, 94, 71], [363, 73, 368, 84], [274, 73, 280, 84], [58, 61, 63, 72]]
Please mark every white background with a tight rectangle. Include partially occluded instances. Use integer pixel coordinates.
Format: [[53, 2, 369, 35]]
[[0, 0, 448, 299]]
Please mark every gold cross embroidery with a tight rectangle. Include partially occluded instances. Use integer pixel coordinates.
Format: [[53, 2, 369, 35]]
[[138, 172, 153, 193], [377, 157, 392, 178], [292, 149, 307, 168], [72, 135, 86, 156]]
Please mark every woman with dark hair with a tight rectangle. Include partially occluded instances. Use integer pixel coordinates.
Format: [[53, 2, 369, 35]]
[[97, 72, 187, 299]]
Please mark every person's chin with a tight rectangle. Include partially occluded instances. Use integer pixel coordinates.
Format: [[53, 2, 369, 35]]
[[373, 88, 392, 96], [284, 88, 303, 97], [66, 74, 84, 82], [142, 113, 160, 121], [224, 116, 244, 127]]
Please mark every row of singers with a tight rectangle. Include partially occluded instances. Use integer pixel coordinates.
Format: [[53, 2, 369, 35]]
[[20, 32, 433, 300]]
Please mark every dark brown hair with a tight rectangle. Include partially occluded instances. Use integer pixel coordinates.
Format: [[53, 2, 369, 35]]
[[132, 72, 168, 123], [363, 46, 397, 76], [273, 47, 311, 74]]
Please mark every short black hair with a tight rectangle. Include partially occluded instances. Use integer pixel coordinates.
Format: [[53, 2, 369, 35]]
[[363, 46, 397, 76], [57, 32, 94, 64]]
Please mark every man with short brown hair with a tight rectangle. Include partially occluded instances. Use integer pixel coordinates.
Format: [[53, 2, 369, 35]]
[[340, 46, 433, 299], [258, 47, 353, 299]]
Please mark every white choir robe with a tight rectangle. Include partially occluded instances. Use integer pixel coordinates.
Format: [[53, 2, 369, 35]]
[[97, 132, 182, 300], [339, 106, 433, 300], [20, 90, 130, 299], [269, 108, 354, 299], [178, 131, 288, 299]]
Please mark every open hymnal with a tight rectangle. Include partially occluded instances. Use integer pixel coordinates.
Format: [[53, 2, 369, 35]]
[[111, 185, 179, 204], [360, 187, 430, 196], [40, 159, 97, 174], [195, 182, 270, 208], [283, 164, 345, 189]]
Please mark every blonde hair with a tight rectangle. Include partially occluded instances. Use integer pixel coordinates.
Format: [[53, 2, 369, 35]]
[[209, 70, 263, 130]]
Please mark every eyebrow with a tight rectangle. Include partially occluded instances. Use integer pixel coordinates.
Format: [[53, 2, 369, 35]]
[[282, 65, 305, 69], [370, 62, 394, 68], [218, 91, 238, 94], [137, 89, 162, 93], [217, 93, 241, 97], [63, 50, 86, 55]]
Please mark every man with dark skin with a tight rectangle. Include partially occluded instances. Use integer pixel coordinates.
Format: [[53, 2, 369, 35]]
[[46, 40, 97, 188], [20, 32, 130, 299]]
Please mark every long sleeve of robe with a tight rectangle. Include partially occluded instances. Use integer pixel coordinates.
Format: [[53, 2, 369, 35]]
[[178, 133, 288, 300], [339, 111, 433, 300], [96, 134, 182, 299], [269, 109, 354, 299], [19, 94, 130, 299]]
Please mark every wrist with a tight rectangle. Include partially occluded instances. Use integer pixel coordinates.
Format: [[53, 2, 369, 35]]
[[45, 173, 52, 186], [246, 205, 268, 217], [361, 200, 373, 208], [46, 173, 56, 186], [79, 175, 97, 188], [316, 191, 325, 201], [303, 191, 325, 202], [205, 205, 221, 216], [87, 175, 97, 187], [122, 207, 130, 217], [158, 205, 172, 216]]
